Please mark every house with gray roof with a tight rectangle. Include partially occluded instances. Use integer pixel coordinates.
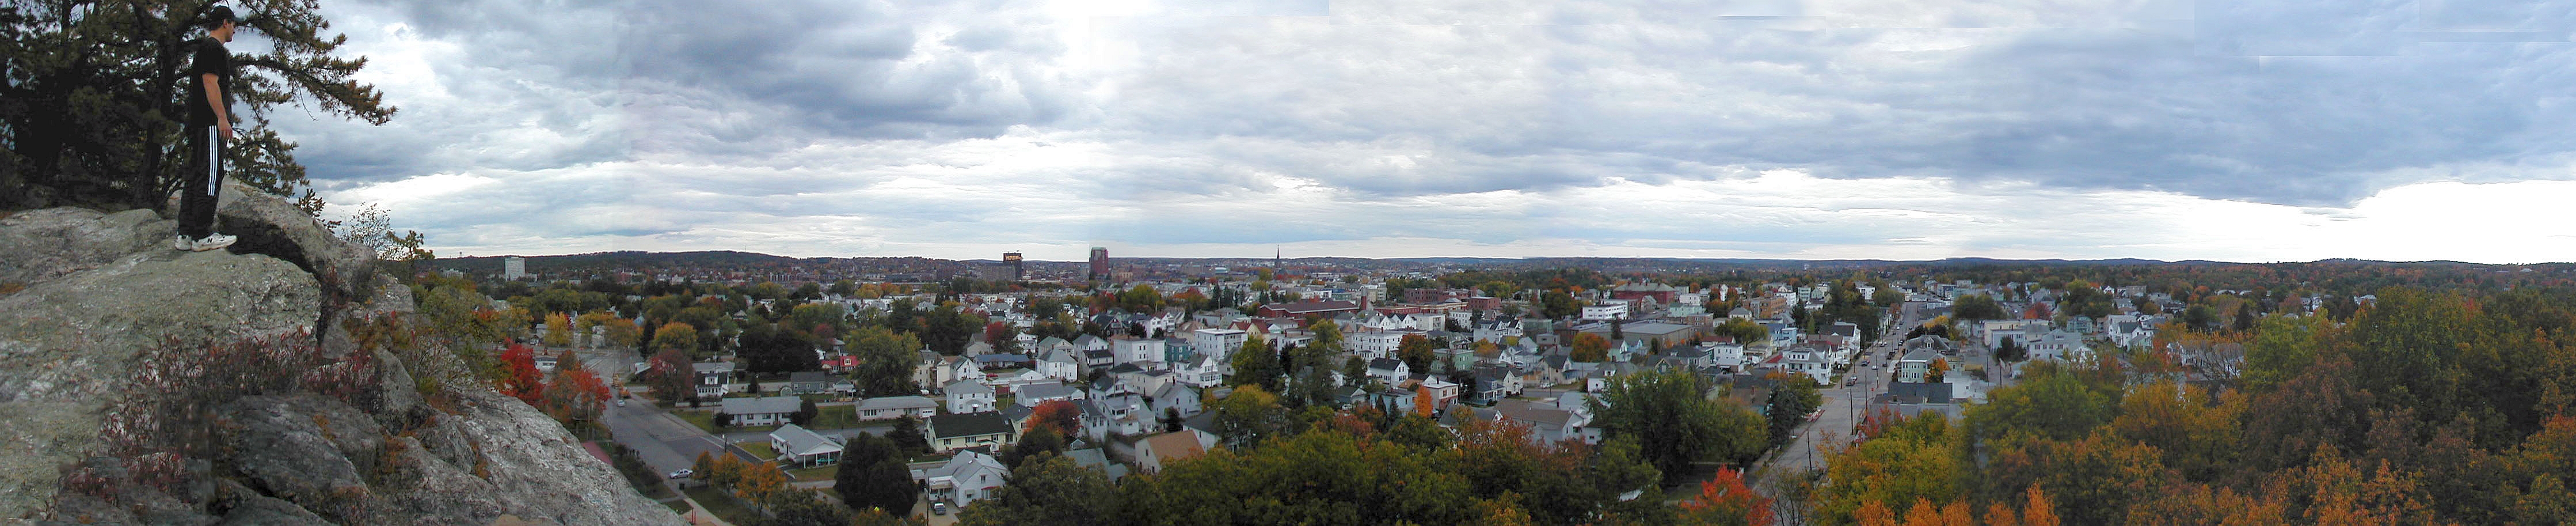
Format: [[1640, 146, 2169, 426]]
[[769, 423, 843, 467], [1016, 381, 1084, 407], [946, 380, 996, 413], [855, 395, 937, 421], [720, 396, 802, 427]]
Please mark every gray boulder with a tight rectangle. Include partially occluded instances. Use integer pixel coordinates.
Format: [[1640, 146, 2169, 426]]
[[214, 180, 378, 305], [0, 248, 319, 520], [0, 207, 168, 286]]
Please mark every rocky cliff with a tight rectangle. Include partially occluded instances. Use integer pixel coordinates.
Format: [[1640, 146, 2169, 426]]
[[0, 183, 683, 526]]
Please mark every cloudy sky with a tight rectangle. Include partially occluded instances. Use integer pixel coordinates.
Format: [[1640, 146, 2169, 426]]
[[261, 0, 2576, 264]]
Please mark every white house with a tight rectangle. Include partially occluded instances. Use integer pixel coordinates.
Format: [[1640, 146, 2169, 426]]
[[1367, 358, 1411, 385], [1175, 354, 1227, 388], [1037, 347, 1083, 383], [719, 396, 801, 427], [1112, 336, 1163, 366], [1135, 429, 1217, 474], [770, 424, 843, 467], [946, 380, 996, 413], [1190, 328, 1246, 362], [855, 396, 938, 421], [916, 450, 1009, 508]]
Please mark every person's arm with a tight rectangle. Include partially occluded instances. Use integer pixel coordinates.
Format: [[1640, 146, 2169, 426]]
[[200, 72, 230, 138]]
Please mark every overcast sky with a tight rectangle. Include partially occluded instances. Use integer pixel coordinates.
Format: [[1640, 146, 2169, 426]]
[[261, 0, 2576, 264]]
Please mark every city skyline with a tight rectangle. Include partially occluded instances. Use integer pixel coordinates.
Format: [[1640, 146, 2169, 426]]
[[264, 1, 2576, 264]]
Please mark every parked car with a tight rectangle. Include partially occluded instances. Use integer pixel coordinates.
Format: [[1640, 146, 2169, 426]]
[[615, 398, 626, 407], [931, 502, 948, 515], [667, 469, 693, 479], [1805, 408, 1824, 422], [1844, 377, 1858, 387]]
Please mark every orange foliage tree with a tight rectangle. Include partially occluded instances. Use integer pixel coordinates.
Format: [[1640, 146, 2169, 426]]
[[1676, 467, 1774, 526], [1028, 399, 1082, 437]]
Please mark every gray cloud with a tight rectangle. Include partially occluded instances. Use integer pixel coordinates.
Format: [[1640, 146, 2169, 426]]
[[283, 0, 2576, 262]]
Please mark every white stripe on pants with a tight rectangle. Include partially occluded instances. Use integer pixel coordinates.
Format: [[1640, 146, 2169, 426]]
[[206, 127, 220, 196]]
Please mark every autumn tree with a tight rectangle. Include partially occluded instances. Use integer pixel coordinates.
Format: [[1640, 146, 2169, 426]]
[[639, 348, 697, 404], [652, 322, 701, 358], [1676, 467, 1774, 526], [1396, 333, 1440, 372], [1571, 332, 1611, 362], [1028, 399, 1082, 437], [496, 342, 545, 404]]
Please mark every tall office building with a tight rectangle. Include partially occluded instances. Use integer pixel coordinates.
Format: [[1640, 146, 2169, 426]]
[[1003, 252, 1024, 281], [503, 256, 526, 281], [1089, 247, 1109, 282]]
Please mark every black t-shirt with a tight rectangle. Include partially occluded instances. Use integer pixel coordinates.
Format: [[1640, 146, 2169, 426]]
[[186, 36, 234, 128]]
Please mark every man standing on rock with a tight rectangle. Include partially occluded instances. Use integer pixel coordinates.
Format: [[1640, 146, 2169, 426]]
[[176, 6, 239, 252]]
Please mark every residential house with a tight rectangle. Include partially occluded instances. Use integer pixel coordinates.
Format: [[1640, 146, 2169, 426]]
[[973, 353, 1034, 370], [1778, 344, 1833, 385], [769, 424, 843, 467], [1896, 349, 1941, 383], [693, 361, 735, 400], [984, 368, 1053, 395], [1154, 352, 1216, 387], [855, 396, 938, 421], [1189, 328, 1246, 362], [1493, 394, 1599, 444], [1367, 358, 1412, 386], [1135, 429, 1219, 474], [946, 380, 996, 413], [1064, 447, 1131, 481], [916, 450, 1009, 507], [1468, 365, 1521, 404], [1016, 381, 1085, 408], [719, 396, 802, 427], [1071, 335, 1110, 354], [1147, 383, 1202, 419], [1367, 387, 1421, 415], [785, 371, 832, 395], [1112, 336, 1163, 367], [1080, 391, 1152, 441], [927, 412, 1015, 453], [1037, 347, 1083, 382]]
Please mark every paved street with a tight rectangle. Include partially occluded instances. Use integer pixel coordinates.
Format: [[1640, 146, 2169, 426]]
[[603, 391, 757, 479]]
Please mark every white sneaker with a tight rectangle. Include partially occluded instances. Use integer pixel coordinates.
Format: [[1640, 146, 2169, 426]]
[[190, 233, 236, 252], [173, 234, 196, 251]]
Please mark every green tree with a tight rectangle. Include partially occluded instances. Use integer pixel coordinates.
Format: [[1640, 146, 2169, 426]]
[[834, 433, 917, 514], [1965, 365, 2121, 444], [1209, 384, 1289, 449], [1951, 294, 2005, 321], [1228, 334, 1282, 391], [1592, 370, 1767, 484], [1766, 380, 1821, 446], [888, 415, 931, 456], [848, 326, 923, 397], [1395, 334, 1440, 372], [757, 489, 852, 526], [1543, 290, 1580, 319], [3, 0, 395, 211], [960, 453, 1119, 526]]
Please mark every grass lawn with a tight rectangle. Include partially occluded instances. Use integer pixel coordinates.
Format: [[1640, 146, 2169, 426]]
[[787, 463, 839, 483], [659, 499, 692, 514], [739, 441, 778, 461], [808, 405, 859, 429], [682, 486, 763, 525]]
